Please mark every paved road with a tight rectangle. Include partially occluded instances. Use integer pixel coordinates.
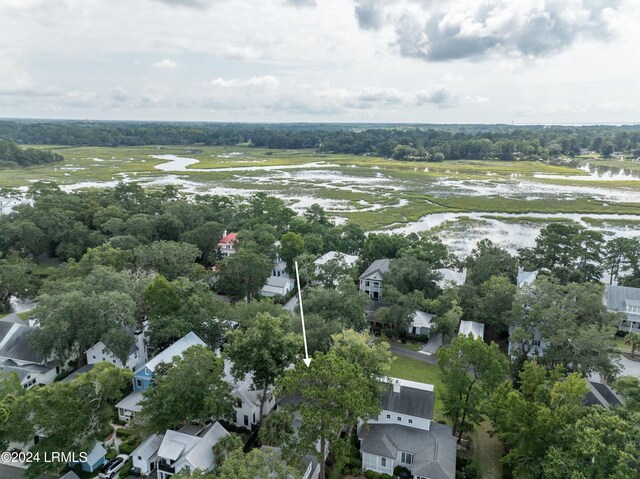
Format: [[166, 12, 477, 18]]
[[0, 463, 55, 479], [389, 345, 437, 365]]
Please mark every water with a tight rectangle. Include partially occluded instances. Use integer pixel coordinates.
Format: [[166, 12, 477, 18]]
[[151, 154, 339, 173]]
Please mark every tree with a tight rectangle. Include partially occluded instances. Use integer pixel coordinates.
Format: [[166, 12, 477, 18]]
[[291, 312, 341, 355], [279, 232, 305, 272], [437, 335, 509, 440], [212, 432, 244, 466], [373, 287, 424, 337], [135, 240, 203, 280], [625, 332, 640, 358], [431, 302, 463, 345], [314, 253, 356, 287], [464, 239, 517, 285], [384, 257, 440, 299], [614, 376, 640, 411], [511, 278, 619, 378], [604, 237, 639, 284], [486, 361, 590, 478], [301, 281, 370, 331], [398, 233, 450, 267], [303, 203, 328, 225], [3, 363, 131, 477], [139, 345, 233, 432], [468, 275, 516, 333], [225, 313, 300, 425], [215, 448, 297, 479], [543, 407, 640, 479], [259, 410, 295, 447], [276, 352, 381, 478], [0, 256, 40, 313], [217, 249, 272, 302]]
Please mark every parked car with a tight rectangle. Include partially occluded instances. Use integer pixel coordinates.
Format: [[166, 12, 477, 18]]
[[99, 454, 129, 479]]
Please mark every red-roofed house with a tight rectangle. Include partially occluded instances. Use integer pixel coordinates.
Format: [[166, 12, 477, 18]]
[[218, 230, 238, 257]]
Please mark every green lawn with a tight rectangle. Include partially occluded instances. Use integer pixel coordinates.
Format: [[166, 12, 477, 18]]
[[473, 421, 504, 479], [385, 339, 426, 352], [388, 354, 445, 421], [611, 336, 632, 353]]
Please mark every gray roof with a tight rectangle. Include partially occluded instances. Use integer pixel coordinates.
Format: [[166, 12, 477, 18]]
[[157, 422, 228, 470], [0, 319, 47, 364], [517, 269, 539, 288], [60, 364, 95, 383], [359, 422, 456, 479], [0, 359, 53, 381], [605, 284, 640, 313], [59, 471, 81, 479], [436, 268, 467, 287], [458, 320, 485, 340], [584, 381, 623, 408], [84, 442, 107, 466], [131, 433, 164, 462], [359, 259, 392, 280], [115, 390, 144, 412], [314, 251, 359, 266], [141, 331, 206, 374], [380, 383, 435, 420]]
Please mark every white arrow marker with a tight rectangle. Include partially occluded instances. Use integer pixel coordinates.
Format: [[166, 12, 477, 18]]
[[295, 261, 312, 367]]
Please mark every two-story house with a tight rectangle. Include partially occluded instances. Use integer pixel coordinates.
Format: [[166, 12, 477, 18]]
[[260, 253, 294, 298], [217, 230, 238, 257], [86, 325, 147, 371], [313, 251, 359, 285], [359, 259, 392, 301], [0, 314, 62, 389], [153, 422, 228, 479], [358, 377, 456, 479], [224, 358, 276, 430], [604, 284, 640, 333]]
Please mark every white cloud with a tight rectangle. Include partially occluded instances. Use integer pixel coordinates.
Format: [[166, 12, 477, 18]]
[[210, 75, 280, 88], [153, 59, 179, 68]]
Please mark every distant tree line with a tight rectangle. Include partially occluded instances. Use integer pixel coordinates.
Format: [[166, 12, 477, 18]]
[[2, 120, 640, 160], [0, 140, 63, 168]]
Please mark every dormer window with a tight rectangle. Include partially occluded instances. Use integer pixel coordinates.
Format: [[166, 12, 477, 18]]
[[627, 304, 640, 314]]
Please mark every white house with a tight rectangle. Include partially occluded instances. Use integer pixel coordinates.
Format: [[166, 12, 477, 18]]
[[115, 390, 144, 423], [407, 311, 434, 337], [436, 268, 467, 289], [604, 284, 640, 333], [313, 251, 359, 284], [458, 320, 485, 340], [359, 259, 392, 301], [131, 433, 164, 476], [156, 422, 229, 479], [86, 325, 147, 371], [217, 231, 237, 257], [261, 254, 295, 298], [358, 377, 456, 479], [516, 267, 539, 289], [224, 359, 276, 430], [0, 315, 61, 389]]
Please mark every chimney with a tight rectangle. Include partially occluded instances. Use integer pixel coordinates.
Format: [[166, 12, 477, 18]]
[[393, 379, 401, 393], [223, 230, 227, 238]]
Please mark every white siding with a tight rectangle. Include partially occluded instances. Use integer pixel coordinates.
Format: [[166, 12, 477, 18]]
[[369, 411, 431, 431], [362, 452, 394, 475]]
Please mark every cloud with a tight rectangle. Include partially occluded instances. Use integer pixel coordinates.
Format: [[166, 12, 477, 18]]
[[153, 59, 179, 68], [150, 0, 214, 8], [220, 46, 259, 60], [284, 0, 316, 7], [210, 75, 280, 88], [416, 85, 459, 107], [354, 0, 385, 31], [368, 0, 623, 62], [357, 86, 410, 104]]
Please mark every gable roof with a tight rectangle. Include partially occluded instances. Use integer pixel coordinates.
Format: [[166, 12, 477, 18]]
[[224, 359, 261, 406], [459, 321, 485, 340], [218, 232, 237, 245], [131, 433, 164, 463], [314, 251, 359, 266], [0, 318, 47, 364], [60, 471, 81, 479], [140, 331, 206, 374], [436, 268, 467, 287], [605, 284, 640, 313], [584, 381, 623, 408], [115, 390, 144, 413], [381, 378, 435, 419], [411, 311, 434, 329], [517, 268, 539, 288], [359, 259, 392, 280], [84, 441, 107, 465], [157, 422, 228, 471]]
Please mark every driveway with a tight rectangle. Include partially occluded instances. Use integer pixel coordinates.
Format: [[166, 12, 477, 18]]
[[388, 345, 437, 365], [618, 355, 640, 378]]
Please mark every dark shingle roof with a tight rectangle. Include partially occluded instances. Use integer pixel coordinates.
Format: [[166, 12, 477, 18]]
[[0, 319, 46, 363], [359, 259, 392, 280], [381, 383, 435, 420]]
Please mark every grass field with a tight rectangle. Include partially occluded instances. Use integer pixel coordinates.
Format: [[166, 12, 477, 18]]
[[388, 354, 445, 421], [2, 145, 640, 233], [473, 421, 504, 479]]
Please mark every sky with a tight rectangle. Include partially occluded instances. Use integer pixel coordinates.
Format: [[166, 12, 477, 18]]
[[0, 0, 638, 124]]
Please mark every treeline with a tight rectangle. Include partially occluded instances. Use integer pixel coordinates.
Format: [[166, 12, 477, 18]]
[[2, 120, 640, 160], [0, 140, 63, 168]]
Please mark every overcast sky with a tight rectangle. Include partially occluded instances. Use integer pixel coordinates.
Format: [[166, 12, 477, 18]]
[[0, 0, 637, 124]]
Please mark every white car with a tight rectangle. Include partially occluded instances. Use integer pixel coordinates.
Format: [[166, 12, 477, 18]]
[[99, 454, 129, 479]]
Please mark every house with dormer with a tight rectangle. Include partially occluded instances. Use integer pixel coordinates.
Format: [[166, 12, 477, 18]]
[[604, 284, 640, 333], [86, 324, 147, 371], [358, 377, 456, 479]]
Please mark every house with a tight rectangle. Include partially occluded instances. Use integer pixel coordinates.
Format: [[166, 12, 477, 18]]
[[261, 250, 295, 298], [0, 315, 61, 389], [224, 359, 276, 430], [115, 390, 144, 422], [516, 267, 539, 289], [131, 433, 164, 476], [86, 325, 147, 371], [260, 445, 320, 479], [407, 311, 434, 337], [358, 377, 456, 479], [507, 324, 547, 358], [584, 381, 623, 409], [155, 422, 229, 479], [359, 259, 392, 301], [70, 441, 107, 473], [60, 364, 95, 383], [458, 320, 485, 340], [218, 230, 238, 257], [436, 268, 467, 289], [604, 284, 640, 332], [132, 331, 206, 391], [313, 251, 359, 284], [59, 471, 81, 479]]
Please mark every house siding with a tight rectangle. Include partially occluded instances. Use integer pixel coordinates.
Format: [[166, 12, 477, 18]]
[[362, 452, 394, 475]]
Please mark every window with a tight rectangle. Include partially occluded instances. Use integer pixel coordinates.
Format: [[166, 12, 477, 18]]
[[532, 339, 541, 347], [136, 378, 143, 388], [244, 415, 249, 426], [365, 281, 370, 287], [380, 458, 386, 467], [93, 355, 96, 359], [138, 456, 142, 460], [236, 398, 242, 408], [628, 305, 640, 314], [397, 416, 401, 421], [386, 414, 391, 419], [373, 281, 379, 286], [400, 452, 414, 465], [408, 419, 413, 424]]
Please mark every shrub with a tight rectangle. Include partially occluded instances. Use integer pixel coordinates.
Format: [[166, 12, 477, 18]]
[[119, 441, 136, 455], [364, 470, 381, 479], [116, 428, 132, 439], [120, 458, 133, 478], [394, 465, 411, 476], [106, 448, 117, 460], [380, 474, 393, 479]]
